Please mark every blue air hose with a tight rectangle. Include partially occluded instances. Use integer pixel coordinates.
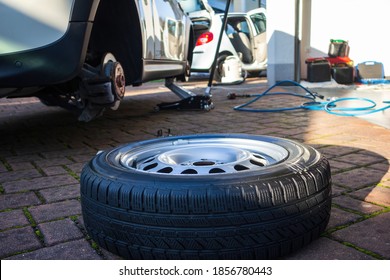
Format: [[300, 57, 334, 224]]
[[233, 80, 322, 112], [233, 80, 390, 116], [324, 99, 390, 116]]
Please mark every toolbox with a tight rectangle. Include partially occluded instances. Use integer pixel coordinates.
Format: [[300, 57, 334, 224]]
[[328, 39, 349, 57], [306, 58, 331, 82], [331, 64, 355, 84], [356, 61, 385, 84]]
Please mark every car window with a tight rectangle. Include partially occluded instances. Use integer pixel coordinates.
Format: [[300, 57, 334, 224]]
[[225, 22, 236, 36], [250, 13, 266, 35], [178, 0, 207, 13], [226, 18, 250, 38], [237, 20, 250, 36]]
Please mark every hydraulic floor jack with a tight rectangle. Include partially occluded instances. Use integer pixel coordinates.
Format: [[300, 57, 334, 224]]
[[155, 78, 214, 111]]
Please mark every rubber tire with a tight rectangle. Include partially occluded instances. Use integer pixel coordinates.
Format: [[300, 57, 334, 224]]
[[80, 134, 332, 260]]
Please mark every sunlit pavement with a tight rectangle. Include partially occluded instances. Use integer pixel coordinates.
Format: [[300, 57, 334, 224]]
[[0, 77, 389, 260]]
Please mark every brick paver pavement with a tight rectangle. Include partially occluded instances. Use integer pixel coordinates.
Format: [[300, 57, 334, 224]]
[[1, 77, 389, 260]]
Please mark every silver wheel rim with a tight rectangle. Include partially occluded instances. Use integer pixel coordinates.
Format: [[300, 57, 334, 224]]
[[118, 137, 290, 175]]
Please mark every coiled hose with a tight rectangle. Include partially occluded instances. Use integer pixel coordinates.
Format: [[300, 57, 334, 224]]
[[233, 80, 390, 116]]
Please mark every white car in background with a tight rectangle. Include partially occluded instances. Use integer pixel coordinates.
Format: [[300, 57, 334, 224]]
[[180, 0, 267, 82]]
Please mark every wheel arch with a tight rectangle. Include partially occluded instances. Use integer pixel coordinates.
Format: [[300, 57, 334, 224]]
[[187, 25, 195, 67], [218, 50, 235, 61], [87, 0, 143, 85]]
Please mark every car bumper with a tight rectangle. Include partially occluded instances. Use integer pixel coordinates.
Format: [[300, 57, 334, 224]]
[[191, 50, 212, 71], [0, 22, 91, 88]]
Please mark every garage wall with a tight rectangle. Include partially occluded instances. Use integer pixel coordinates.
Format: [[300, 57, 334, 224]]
[[267, 0, 297, 84], [305, 0, 390, 78]]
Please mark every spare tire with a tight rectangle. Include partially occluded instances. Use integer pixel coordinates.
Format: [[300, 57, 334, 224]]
[[80, 134, 331, 259]]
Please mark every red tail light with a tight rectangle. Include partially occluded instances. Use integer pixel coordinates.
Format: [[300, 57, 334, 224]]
[[196, 32, 214, 46]]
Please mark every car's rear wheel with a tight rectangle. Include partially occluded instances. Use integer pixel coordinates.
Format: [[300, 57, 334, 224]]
[[80, 134, 332, 259]]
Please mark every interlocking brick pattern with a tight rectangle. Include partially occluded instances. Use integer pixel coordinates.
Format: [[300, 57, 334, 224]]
[[1, 78, 389, 259]]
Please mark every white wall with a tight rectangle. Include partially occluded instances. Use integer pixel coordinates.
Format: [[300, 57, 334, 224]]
[[267, 0, 298, 84], [306, 0, 390, 77]]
